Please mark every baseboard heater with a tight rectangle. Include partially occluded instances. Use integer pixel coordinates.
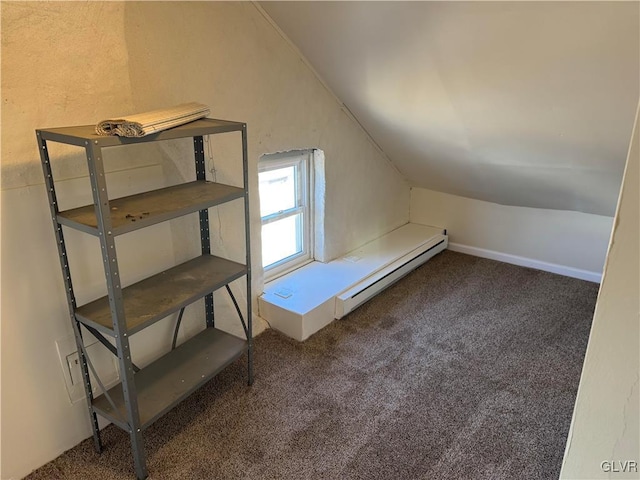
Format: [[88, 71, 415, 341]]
[[334, 234, 448, 319]]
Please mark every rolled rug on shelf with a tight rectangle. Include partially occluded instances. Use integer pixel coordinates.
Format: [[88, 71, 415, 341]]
[[96, 102, 210, 137]]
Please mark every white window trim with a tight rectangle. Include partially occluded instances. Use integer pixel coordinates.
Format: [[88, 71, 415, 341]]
[[259, 150, 314, 281]]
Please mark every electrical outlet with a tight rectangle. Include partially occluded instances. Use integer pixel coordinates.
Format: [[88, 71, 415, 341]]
[[66, 351, 82, 386], [56, 335, 120, 403]]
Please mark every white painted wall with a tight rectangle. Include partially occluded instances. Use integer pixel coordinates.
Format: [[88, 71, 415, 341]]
[[0, 2, 408, 478], [410, 188, 613, 281], [560, 105, 639, 479]]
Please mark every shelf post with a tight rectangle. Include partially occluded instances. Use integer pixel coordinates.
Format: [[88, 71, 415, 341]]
[[85, 142, 148, 480], [37, 132, 103, 454], [241, 124, 254, 386], [194, 135, 215, 328]]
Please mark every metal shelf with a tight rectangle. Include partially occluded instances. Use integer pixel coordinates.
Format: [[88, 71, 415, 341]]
[[37, 118, 244, 147], [93, 327, 247, 430], [58, 180, 244, 236], [76, 255, 247, 335], [37, 117, 252, 479]]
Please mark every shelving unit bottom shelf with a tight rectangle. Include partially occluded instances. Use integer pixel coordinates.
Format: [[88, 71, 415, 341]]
[[93, 328, 247, 430]]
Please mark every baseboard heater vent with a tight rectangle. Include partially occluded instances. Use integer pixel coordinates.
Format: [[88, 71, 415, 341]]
[[335, 235, 447, 319]]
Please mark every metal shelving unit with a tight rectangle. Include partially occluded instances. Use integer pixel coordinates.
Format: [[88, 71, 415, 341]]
[[36, 118, 252, 480]]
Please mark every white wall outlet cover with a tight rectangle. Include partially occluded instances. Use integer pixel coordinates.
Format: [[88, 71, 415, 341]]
[[56, 334, 120, 404]]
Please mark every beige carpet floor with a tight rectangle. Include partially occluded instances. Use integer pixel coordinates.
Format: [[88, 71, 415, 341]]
[[26, 251, 598, 479]]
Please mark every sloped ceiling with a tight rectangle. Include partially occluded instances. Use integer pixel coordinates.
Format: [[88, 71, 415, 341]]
[[261, 2, 639, 216]]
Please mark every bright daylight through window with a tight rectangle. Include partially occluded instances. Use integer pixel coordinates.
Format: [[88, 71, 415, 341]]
[[259, 151, 312, 279]]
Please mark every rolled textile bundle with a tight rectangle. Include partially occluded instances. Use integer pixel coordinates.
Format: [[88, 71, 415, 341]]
[[96, 102, 210, 137]]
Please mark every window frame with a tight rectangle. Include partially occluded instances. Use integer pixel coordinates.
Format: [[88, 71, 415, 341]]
[[259, 150, 314, 281]]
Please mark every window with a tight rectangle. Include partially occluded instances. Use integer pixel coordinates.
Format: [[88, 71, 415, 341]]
[[259, 150, 313, 279]]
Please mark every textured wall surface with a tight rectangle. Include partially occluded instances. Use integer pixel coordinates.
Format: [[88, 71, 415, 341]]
[[122, 1, 408, 287], [2, 4, 146, 479], [0, 2, 408, 478]]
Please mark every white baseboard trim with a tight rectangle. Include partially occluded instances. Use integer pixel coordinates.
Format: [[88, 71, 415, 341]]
[[448, 243, 602, 283]]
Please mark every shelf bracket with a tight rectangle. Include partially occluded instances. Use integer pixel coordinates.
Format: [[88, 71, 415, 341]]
[[225, 284, 248, 339], [171, 307, 186, 350], [84, 324, 140, 373]]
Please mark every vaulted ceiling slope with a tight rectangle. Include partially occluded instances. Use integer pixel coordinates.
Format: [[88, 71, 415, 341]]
[[261, 2, 639, 216]]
